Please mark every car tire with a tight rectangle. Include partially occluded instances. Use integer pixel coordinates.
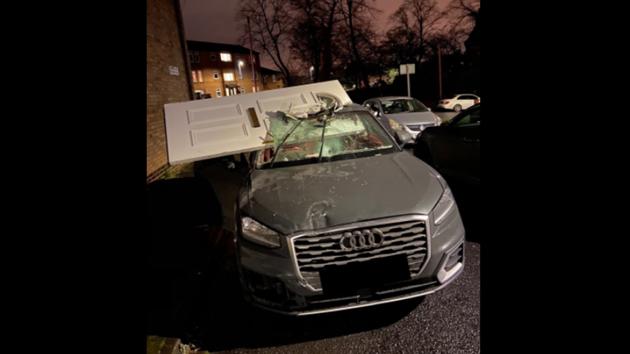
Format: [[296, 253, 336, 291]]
[[453, 104, 462, 112]]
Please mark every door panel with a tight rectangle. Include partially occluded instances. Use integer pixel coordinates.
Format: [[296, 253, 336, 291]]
[[163, 80, 352, 164]]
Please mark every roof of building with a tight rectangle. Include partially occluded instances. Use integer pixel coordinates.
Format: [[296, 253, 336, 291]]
[[186, 40, 259, 55], [260, 66, 281, 75]]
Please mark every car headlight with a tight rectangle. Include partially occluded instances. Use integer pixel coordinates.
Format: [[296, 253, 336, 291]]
[[388, 118, 403, 131], [241, 217, 281, 248], [432, 186, 455, 225]]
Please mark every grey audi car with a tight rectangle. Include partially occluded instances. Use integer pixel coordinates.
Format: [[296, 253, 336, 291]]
[[235, 102, 465, 315]]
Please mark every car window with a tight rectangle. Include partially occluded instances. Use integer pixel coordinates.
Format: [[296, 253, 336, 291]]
[[381, 99, 428, 114], [451, 108, 481, 127], [365, 101, 378, 112], [458, 95, 473, 100]]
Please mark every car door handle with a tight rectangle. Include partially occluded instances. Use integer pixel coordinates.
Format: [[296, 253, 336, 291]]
[[463, 137, 479, 143]]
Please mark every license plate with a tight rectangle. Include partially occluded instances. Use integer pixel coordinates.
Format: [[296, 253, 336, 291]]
[[320, 255, 411, 296]]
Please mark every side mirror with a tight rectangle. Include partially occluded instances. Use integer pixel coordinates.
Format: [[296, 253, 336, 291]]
[[394, 130, 413, 146]]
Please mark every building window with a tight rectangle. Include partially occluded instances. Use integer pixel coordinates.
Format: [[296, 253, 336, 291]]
[[223, 72, 234, 81], [196, 70, 203, 82], [220, 52, 232, 62], [210, 54, 217, 61], [213, 71, 219, 80], [272, 74, 276, 82], [189, 51, 200, 64], [216, 88, 222, 97], [192, 71, 197, 83]]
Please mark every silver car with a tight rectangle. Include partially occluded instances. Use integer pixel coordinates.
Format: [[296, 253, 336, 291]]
[[363, 96, 442, 140], [236, 103, 465, 315]]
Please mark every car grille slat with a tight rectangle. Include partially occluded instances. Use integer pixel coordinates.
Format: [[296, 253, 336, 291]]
[[299, 248, 427, 271], [292, 217, 429, 288], [296, 236, 426, 257], [382, 226, 425, 238], [297, 243, 426, 264]]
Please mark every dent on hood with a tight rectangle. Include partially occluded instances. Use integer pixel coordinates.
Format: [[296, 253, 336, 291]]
[[240, 160, 367, 232]]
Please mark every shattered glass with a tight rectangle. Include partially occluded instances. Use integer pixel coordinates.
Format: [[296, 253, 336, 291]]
[[257, 110, 395, 168]]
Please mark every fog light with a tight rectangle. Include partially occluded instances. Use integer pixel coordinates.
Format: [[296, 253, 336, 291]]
[[437, 243, 464, 283]]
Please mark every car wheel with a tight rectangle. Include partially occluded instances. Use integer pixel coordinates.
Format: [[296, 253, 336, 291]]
[[453, 104, 462, 112]]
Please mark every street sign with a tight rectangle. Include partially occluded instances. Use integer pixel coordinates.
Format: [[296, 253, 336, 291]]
[[400, 63, 415, 97], [400, 63, 415, 75], [168, 65, 180, 76]]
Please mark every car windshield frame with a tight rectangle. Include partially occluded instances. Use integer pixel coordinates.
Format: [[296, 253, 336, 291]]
[[256, 109, 400, 169]]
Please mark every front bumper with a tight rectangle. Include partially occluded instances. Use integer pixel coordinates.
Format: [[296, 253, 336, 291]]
[[236, 211, 465, 316], [404, 123, 439, 140]]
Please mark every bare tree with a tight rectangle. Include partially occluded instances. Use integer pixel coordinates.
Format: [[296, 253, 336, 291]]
[[338, 0, 379, 88], [239, 0, 295, 85], [288, 0, 342, 82], [289, 0, 323, 81], [382, 0, 444, 66], [444, 0, 479, 54], [448, 0, 480, 28], [405, 0, 443, 62]]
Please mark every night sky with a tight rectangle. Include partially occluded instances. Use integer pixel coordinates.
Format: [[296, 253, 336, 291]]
[[179, 0, 452, 69]]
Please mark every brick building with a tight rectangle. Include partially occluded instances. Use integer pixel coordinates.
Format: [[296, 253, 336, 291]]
[[147, 0, 193, 180], [187, 41, 285, 98], [187, 41, 261, 97]]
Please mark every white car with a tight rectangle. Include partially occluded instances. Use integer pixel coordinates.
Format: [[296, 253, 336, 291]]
[[437, 94, 480, 112]]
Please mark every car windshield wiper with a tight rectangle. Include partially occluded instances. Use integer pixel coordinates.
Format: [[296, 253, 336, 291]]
[[317, 116, 328, 162], [268, 117, 306, 169]]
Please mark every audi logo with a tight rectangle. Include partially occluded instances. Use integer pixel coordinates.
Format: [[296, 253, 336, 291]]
[[339, 228, 384, 251]]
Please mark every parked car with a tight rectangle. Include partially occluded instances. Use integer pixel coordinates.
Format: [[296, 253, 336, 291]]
[[414, 104, 480, 185], [363, 96, 442, 141], [163, 81, 465, 316], [437, 94, 480, 112]]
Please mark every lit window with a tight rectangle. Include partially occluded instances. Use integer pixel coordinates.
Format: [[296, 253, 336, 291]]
[[213, 71, 219, 80], [223, 72, 234, 81], [216, 88, 222, 97], [192, 71, 197, 83], [196, 70, 203, 82], [220, 52, 232, 62]]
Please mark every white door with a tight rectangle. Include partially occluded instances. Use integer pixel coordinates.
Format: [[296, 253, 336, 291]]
[[163, 80, 352, 165]]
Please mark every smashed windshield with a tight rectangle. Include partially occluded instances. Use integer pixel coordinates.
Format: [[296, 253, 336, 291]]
[[381, 99, 428, 114], [257, 110, 396, 169]]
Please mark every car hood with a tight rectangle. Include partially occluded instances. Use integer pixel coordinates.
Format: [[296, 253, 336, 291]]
[[240, 151, 444, 235], [384, 111, 436, 125]]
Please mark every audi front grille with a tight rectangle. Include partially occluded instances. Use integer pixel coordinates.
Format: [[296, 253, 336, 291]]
[[290, 216, 430, 291]]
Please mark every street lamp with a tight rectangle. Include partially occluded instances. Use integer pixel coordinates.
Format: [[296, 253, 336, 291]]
[[309, 66, 314, 81], [238, 60, 244, 82]]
